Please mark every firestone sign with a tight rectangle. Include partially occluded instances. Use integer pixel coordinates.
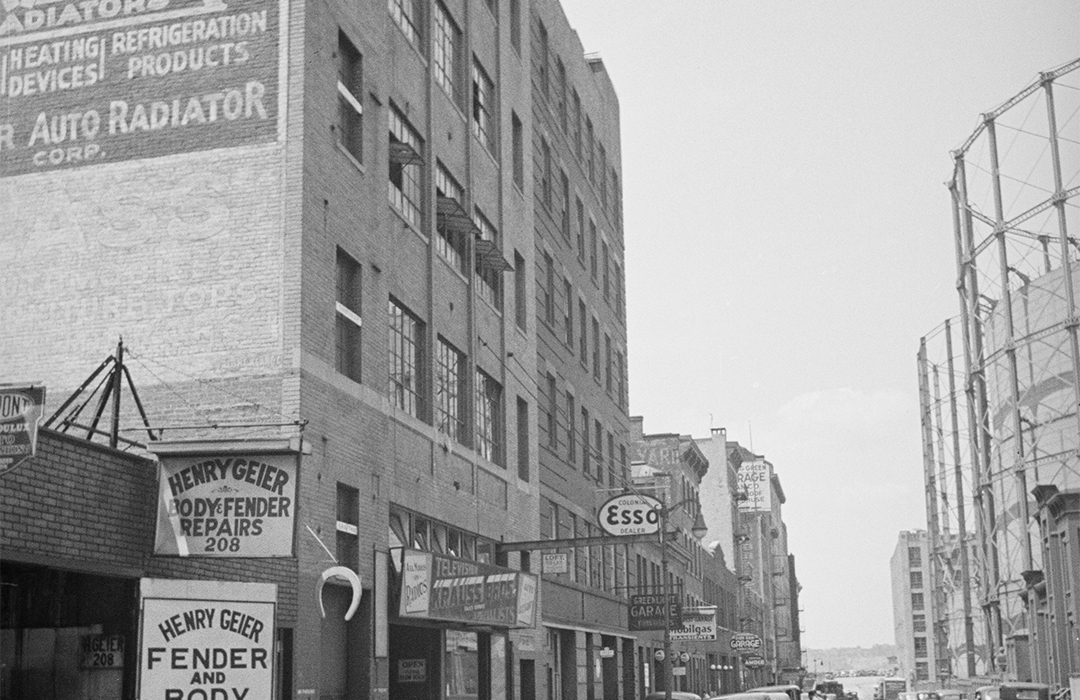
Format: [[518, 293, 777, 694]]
[[153, 449, 297, 557], [0, 0, 282, 176], [0, 384, 45, 475]]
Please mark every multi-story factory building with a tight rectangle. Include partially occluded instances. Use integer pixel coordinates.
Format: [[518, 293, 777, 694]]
[[0, 0, 626, 697], [890, 530, 940, 684]]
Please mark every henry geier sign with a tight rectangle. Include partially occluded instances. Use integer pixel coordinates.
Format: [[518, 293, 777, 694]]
[[139, 578, 275, 700], [154, 451, 297, 557], [670, 608, 717, 641], [628, 593, 681, 631], [398, 549, 538, 628], [0, 0, 282, 176], [730, 632, 763, 653], [0, 384, 45, 474]]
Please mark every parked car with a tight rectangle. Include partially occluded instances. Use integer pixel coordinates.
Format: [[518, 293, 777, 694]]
[[746, 685, 803, 700], [975, 684, 1050, 700], [706, 693, 792, 700], [645, 692, 703, 700]]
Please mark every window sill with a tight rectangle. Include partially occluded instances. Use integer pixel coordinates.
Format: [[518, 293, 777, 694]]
[[390, 204, 426, 242], [337, 142, 366, 174]]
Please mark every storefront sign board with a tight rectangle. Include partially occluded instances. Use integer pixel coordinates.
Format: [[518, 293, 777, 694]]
[[153, 448, 297, 557], [398, 549, 538, 628], [628, 593, 681, 631], [670, 609, 717, 641], [0, 384, 45, 474], [138, 578, 276, 700]]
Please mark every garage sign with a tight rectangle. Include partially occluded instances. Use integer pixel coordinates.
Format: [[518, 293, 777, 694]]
[[597, 493, 662, 536], [730, 632, 762, 652]]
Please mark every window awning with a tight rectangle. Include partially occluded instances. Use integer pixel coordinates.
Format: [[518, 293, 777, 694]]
[[389, 140, 424, 166], [475, 238, 514, 273], [436, 196, 480, 238]]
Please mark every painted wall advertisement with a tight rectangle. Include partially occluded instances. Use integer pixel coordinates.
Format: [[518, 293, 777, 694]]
[[736, 459, 772, 513], [0, 384, 45, 474], [0, 0, 282, 176], [139, 578, 276, 700], [398, 549, 538, 628], [154, 450, 297, 557]]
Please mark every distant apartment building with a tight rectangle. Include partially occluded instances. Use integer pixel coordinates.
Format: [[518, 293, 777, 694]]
[[891, 530, 939, 684]]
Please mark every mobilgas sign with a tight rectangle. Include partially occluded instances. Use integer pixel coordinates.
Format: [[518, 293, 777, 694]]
[[670, 609, 717, 641], [154, 451, 297, 557], [398, 549, 538, 628], [730, 632, 762, 652], [138, 578, 275, 700], [0, 0, 282, 176], [0, 384, 45, 475], [597, 493, 662, 536]]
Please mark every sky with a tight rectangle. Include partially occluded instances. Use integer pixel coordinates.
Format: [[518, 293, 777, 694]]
[[557, 0, 1079, 649]]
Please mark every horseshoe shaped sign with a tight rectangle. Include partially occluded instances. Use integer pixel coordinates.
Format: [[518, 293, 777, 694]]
[[317, 566, 363, 621]]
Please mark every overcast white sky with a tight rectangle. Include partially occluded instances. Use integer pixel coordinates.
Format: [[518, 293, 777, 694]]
[[558, 0, 1078, 649]]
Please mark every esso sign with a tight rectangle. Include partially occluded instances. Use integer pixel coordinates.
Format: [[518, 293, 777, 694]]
[[598, 494, 662, 536]]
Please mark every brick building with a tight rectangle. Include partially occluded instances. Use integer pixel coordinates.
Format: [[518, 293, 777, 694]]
[[1, 0, 634, 696]]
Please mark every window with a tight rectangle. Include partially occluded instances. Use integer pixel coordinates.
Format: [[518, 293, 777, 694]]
[[578, 299, 587, 365], [585, 117, 594, 181], [911, 592, 924, 611], [517, 397, 529, 481], [514, 250, 527, 329], [474, 208, 503, 309], [619, 444, 627, 485], [598, 144, 607, 208], [908, 546, 922, 568], [572, 90, 581, 159], [910, 571, 923, 589], [563, 278, 573, 348], [615, 351, 625, 408], [591, 317, 600, 380], [336, 483, 360, 570], [388, 105, 423, 227], [914, 662, 928, 681], [542, 252, 554, 326], [511, 111, 524, 190], [435, 161, 468, 273], [475, 368, 504, 465], [604, 333, 612, 393], [566, 392, 576, 464], [535, 20, 548, 98], [388, 0, 422, 47], [576, 198, 585, 264], [581, 406, 590, 474], [593, 419, 602, 483], [544, 373, 558, 450], [556, 59, 567, 131], [613, 262, 623, 321], [436, 337, 467, 443], [606, 432, 615, 487], [472, 59, 495, 152], [601, 240, 610, 300], [509, 0, 520, 52], [560, 170, 570, 239], [388, 297, 425, 419], [589, 220, 597, 280], [433, 3, 462, 104], [913, 636, 927, 658], [337, 31, 363, 163], [612, 170, 621, 228], [540, 137, 552, 209], [913, 614, 926, 633], [335, 248, 362, 382]]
